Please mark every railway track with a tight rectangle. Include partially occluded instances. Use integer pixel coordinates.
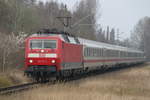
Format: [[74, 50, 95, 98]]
[[0, 82, 39, 95], [0, 63, 144, 95]]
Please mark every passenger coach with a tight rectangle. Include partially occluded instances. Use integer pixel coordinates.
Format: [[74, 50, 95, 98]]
[[80, 38, 145, 70]]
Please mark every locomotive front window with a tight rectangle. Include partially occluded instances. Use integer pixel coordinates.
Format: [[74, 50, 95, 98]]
[[30, 40, 42, 49], [44, 40, 56, 49], [30, 40, 56, 49]]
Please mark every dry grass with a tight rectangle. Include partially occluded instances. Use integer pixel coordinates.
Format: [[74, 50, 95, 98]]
[[0, 69, 30, 88], [1, 63, 150, 100], [0, 76, 13, 88]]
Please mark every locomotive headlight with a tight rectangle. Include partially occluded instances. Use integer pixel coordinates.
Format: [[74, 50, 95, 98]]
[[29, 60, 33, 63], [51, 60, 55, 63], [41, 50, 44, 53]]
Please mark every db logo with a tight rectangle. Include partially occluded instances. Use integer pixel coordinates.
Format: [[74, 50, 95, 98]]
[[39, 54, 45, 57]]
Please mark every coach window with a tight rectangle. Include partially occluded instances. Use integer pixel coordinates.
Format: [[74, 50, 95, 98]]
[[101, 49, 103, 57], [97, 49, 99, 57], [92, 48, 93, 56], [92, 48, 94, 57], [114, 50, 116, 57], [92, 48, 94, 56], [121, 51, 123, 57], [100, 49, 101, 57], [87, 48, 90, 56], [122, 51, 124, 57], [107, 50, 110, 57], [84, 48, 86, 56], [103, 49, 106, 57], [84, 48, 87, 56], [110, 50, 112, 57], [140, 53, 142, 57], [125, 52, 127, 57], [96, 48, 98, 57], [96, 49, 98, 57], [85, 48, 88, 57], [109, 50, 111, 57], [118, 51, 120, 58], [108, 49, 110, 57], [134, 53, 135, 57], [127, 52, 129, 57], [95, 48, 97, 57], [89, 48, 91, 56], [87, 48, 89, 56], [104, 49, 108, 57], [98, 48, 101, 57], [94, 48, 96, 57], [113, 50, 115, 57], [111, 50, 113, 57], [128, 52, 131, 57], [87, 48, 88, 56], [129, 52, 131, 57], [98, 49, 100, 57], [116, 50, 118, 57], [90, 48, 92, 56], [86, 48, 88, 57]]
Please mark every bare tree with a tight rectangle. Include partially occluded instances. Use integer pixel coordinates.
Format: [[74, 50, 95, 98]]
[[131, 17, 150, 60], [71, 0, 98, 40], [0, 32, 27, 72]]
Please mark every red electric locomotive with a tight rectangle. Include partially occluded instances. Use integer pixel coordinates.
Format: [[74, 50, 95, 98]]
[[25, 29, 83, 81], [24, 29, 145, 81]]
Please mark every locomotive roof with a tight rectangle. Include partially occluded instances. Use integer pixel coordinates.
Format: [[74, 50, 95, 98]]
[[35, 28, 75, 37]]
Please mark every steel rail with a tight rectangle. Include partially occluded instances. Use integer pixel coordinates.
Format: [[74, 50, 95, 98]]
[[0, 82, 39, 95]]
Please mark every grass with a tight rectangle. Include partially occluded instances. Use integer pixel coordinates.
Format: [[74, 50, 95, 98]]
[[0, 76, 13, 88], [1, 63, 150, 100], [0, 69, 30, 88]]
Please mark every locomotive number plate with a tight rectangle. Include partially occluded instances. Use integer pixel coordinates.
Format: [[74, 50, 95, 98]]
[[39, 54, 46, 57]]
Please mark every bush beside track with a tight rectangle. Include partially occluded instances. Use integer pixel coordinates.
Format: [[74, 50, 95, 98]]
[[0, 76, 13, 88], [0, 70, 30, 88]]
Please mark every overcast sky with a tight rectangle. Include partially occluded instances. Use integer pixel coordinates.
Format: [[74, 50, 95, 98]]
[[100, 0, 150, 39], [41, 0, 150, 39]]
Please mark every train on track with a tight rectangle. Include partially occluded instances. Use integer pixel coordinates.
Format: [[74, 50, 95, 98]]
[[24, 29, 145, 81]]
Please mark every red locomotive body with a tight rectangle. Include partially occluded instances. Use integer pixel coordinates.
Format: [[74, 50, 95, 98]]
[[25, 31, 83, 80]]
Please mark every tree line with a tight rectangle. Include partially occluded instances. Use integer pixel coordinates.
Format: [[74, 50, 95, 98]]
[[131, 17, 150, 60], [0, 0, 97, 38]]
